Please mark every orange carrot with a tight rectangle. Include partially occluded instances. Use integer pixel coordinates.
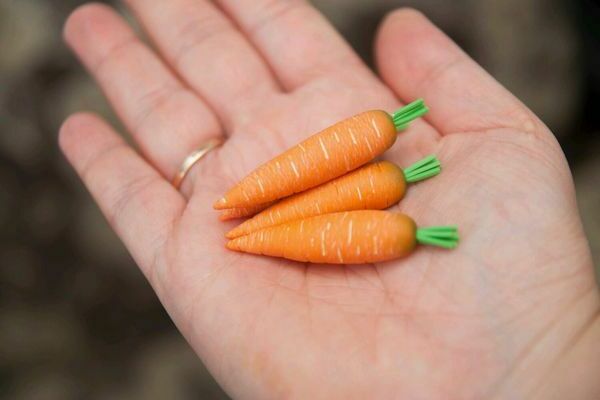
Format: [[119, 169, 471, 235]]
[[226, 210, 458, 264], [219, 202, 275, 221], [226, 156, 441, 239], [214, 100, 428, 209]]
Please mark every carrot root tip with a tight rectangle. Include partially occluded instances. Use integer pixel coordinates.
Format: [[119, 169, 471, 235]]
[[226, 240, 240, 251], [225, 230, 238, 240], [391, 99, 429, 131], [213, 197, 228, 209], [416, 226, 459, 249], [403, 155, 441, 183]]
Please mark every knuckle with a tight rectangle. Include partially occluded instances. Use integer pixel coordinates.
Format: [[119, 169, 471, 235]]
[[504, 107, 540, 135], [92, 36, 138, 75], [108, 174, 162, 227], [248, 0, 305, 36], [133, 86, 186, 130], [172, 15, 231, 68]]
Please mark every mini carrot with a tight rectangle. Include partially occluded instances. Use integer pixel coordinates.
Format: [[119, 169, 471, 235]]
[[214, 99, 428, 210], [226, 210, 458, 264], [219, 202, 276, 221], [226, 156, 441, 239]]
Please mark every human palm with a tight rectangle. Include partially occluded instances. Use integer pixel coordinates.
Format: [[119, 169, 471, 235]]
[[60, 2, 598, 399]]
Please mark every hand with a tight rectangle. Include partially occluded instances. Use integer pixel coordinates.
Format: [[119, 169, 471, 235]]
[[60, 2, 600, 398]]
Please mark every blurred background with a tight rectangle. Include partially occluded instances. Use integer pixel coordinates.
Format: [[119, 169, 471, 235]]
[[1, 0, 598, 398]]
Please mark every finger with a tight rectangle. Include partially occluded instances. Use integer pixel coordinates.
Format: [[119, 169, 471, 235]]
[[64, 3, 222, 178], [59, 112, 185, 278], [216, 0, 370, 90], [375, 9, 542, 135], [124, 0, 280, 130]]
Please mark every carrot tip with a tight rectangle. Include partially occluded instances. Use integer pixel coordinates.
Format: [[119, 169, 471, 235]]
[[225, 230, 239, 240], [220, 212, 243, 221], [219, 211, 236, 221], [213, 197, 228, 209], [225, 240, 239, 251]]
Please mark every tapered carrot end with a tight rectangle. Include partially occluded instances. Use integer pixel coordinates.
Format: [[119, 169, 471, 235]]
[[213, 197, 229, 210], [225, 224, 246, 239], [219, 213, 234, 221], [226, 239, 241, 251], [220, 209, 242, 221]]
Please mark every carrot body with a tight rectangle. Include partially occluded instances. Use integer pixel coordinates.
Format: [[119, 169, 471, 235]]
[[226, 161, 405, 238], [227, 210, 418, 264], [215, 111, 394, 209], [214, 100, 428, 210], [219, 202, 275, 221], [226, 155, 441, 238]]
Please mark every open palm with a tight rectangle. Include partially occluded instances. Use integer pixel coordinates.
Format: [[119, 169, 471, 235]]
[[60, 2, 598, 398]]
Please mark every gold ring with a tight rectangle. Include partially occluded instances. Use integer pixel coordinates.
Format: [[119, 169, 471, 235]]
[[172, 137, 224, 189]]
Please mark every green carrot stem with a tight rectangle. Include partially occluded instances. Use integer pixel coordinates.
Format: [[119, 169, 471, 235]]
[[391, 99, 429, 131], [403, 155, 441, 183], [416, 226, 459, 249]]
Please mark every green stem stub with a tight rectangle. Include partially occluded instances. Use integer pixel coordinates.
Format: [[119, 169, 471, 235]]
[[403, 155, 441, 183], [416, 226, 459, 249], [391, 99, 429, 131]]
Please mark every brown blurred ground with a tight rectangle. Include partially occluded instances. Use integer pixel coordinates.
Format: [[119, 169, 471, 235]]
[[1, 0, 598, 399]]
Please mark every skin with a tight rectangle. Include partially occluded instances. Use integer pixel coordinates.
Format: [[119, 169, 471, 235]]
[[59, 2, 600, 399]]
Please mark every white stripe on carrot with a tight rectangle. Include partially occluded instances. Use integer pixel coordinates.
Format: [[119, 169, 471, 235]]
[[350, 129, 358, 145], [318, 137, 329, 160], [371, 118, 382, 138], [364, 137, 373, 154], [290, 160, 300, 178], [344, 153, 351, 171], [347, 219, 353, 246], [257, 178, 265, 195]]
